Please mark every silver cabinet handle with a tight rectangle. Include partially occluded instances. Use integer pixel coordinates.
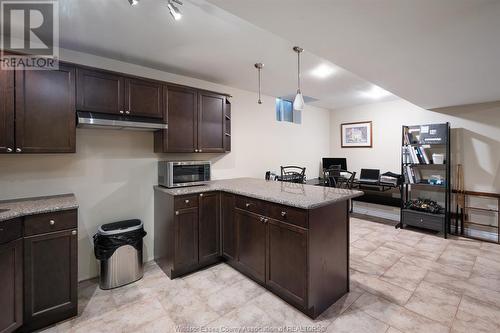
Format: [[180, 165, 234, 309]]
[[245, 203, 251, 208], [49, 219, 55, 226], [119, 110, 124, 114], [16, 148, 21, 153], [199, 149, 203, 152], [125, 110, 130, 114], [264, 218, 269, 223], [199, 193, 203, 197], [259, 216, 265, 223], [6, 148, 12, 153], [175, 211, 179, 215], [185, 199, 190, 204], [281, 211, 287, 217], [195, 149, 199, 152], [71, 230, 77, 235]]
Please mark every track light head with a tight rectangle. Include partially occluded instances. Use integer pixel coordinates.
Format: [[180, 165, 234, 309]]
[[128, 0, 139, 6], [167, 0, 182, 20]]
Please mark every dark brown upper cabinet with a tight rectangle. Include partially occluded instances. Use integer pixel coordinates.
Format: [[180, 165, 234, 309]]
[[124, 77, 163, 119], [76, 68, 124, 115], [15, 64, 76, 153], [0, 67, 15, 153], [198, 91, 226, 153], [155, 86, 198, 153], [155, 87, 229, 153], [198, 192, 220, 263]]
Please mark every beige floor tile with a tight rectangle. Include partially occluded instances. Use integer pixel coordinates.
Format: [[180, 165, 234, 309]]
[[181, 265, 229, 299], [363, 246, 403, 268], [351, 238, 384, 252], [203, 276, 266, 316], [326, 307, 389, 333], [350, 257, 387, 276], [400, 255, 470, 279], [205, 302, 279, 331], [350, 245, 373, 260], [350, 270, 413, 305], [437, 247, 476, 272], [380, 261, 428, 291], [135, 315, 177, 333], [317, 289, 364, 322], [386, 327, 405, 333], [405, 281, 461, 326], [352, 293, 449, 333], [452, 295, 500, 333]]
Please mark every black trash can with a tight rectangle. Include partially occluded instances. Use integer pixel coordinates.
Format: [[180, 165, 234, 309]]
[[93, 219, 147, 290]]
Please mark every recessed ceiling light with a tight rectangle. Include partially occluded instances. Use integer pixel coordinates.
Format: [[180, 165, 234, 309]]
[[128, 0, 139, 6], [361, 85, 392, 99], [310, 64, 336, 79]]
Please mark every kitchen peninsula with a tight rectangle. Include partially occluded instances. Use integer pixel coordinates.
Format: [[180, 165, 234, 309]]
[[154, 178, 363, 318]]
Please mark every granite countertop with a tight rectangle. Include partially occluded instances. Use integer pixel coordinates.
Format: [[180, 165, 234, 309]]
[[0, 194, 78, 222], [154, 178, 363, 209]]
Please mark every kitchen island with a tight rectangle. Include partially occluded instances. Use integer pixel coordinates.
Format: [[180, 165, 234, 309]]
[[154, 178, 363, 319]]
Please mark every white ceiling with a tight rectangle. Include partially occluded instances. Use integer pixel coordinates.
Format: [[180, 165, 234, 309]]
[[208, 0, 500, 109], [51, 0, 396, 110]]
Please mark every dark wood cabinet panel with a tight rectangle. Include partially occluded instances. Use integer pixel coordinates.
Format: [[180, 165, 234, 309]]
[[174, 207, 199, 270], [76, 68, 124, 115], [267, 219, 308, 307], [124, 78, 163, 119], [198, 192, 220, 263], [198, 92, 225, 153], [155, 86, 198, 153], [23, 229, 77, 332], [221, 193, 236, 260], [15, 64, 76, 153], [235, 208, 266, 283], [0, 238, 23, 333], [0, 67, 14, 153], [23, 209, 78, 237]]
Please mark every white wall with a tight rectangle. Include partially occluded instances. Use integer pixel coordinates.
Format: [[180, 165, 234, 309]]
[[0, 50, 331, 281], [330, 99, 500, 193]]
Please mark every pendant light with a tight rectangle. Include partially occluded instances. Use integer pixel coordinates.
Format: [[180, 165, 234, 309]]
[[254, 63, 264, 104], [293, 46, 305, 110]]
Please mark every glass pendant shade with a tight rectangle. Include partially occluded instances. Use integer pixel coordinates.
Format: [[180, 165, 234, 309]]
[[293, 90, 305, 110]]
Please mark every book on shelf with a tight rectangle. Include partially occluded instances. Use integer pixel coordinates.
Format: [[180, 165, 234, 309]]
[[403, 165, 424, 184]]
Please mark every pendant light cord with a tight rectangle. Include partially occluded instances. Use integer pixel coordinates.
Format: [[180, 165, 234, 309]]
[[258, 67, 262, 103], [297, 51, 301, 92]]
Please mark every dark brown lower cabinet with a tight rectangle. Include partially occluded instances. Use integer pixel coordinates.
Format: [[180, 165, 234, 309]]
[[23, 229, 78, 332], [235, 208, 266, 284], [174, 207, 199, 271], [0, 239, 23, 333], [198, 192, 220, 263], [267, 219, 308, 308], [221, 193, 236, 260]]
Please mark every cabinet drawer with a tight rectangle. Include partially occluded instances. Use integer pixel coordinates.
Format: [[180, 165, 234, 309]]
[[267, 204, 308, 228], [235, 196, 264, 215], [402, 210, 444, 232], [0, 218, 23, 244], [174, 195, 199, 210], [24, 209, 77, 236]]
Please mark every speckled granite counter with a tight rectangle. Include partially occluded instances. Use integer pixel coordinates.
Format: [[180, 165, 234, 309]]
[[154, 177, 363, 209], [0, 194, 78, 221]]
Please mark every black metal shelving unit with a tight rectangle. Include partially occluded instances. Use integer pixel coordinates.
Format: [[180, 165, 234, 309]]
[[398, 123, 451, 238]]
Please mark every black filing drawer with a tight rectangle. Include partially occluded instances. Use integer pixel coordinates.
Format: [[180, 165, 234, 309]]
[[402, 210, 444, 232]]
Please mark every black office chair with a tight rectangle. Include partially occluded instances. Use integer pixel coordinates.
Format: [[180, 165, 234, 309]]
[[323, 165, 341, 187], [337, 171, 356, 189], [280, 166, 306, 183]]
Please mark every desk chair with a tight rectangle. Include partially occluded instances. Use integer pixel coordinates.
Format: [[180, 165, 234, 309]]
[[323, 165, 341, 187], [280, 166, 306, 183]]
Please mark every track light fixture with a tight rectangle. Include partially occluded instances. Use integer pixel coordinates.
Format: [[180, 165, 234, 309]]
[[128, 0, 139, 6], [167, 0, 183, 21], [254, 63, 264, 104]]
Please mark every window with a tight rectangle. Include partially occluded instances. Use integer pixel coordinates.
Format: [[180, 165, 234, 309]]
[[275, 98, 301, 124]]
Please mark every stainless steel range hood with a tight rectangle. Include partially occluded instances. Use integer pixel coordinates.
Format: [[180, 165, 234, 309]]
[[77, 112, 168, 131]]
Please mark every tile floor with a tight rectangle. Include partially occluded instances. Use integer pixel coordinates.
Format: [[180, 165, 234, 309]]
[[42, 217, 500, 333]]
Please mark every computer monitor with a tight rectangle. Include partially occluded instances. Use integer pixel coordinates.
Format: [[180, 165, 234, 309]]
[[322, 158, 347, 171], [360, 169, 380, 182]]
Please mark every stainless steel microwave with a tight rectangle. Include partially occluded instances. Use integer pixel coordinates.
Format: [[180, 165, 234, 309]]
[[158, 161, 211, 188]]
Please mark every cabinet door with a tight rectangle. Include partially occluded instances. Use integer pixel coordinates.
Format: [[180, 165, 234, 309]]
[[198, 92, 225, 153], [221, 193, 236, 260], [160, 86, 198, 153], [0, 239, 23, 333], [124, 78, 164, 119], [198, 192, 220, 263], [0, 67, 14, 153], [24, 229, 77, 331], [76, 68, 124, 115], [235, 208, 266, 283], [267, 219, 308, 308], [15, 64, 76, 153], [174, 207, 199, 270]]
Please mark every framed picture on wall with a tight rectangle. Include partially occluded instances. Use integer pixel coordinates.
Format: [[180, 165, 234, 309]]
[[341, 121, 373, 148]]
